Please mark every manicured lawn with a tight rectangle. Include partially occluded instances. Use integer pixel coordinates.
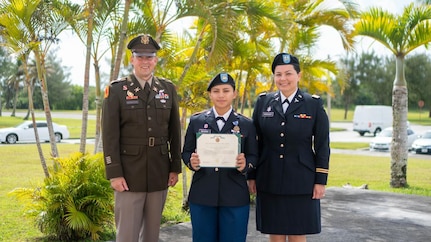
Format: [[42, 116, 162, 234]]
[[1, 108, 430, 241], [1, 143, 430, 241]]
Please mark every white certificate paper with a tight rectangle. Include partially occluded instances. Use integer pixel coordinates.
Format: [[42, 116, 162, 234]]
[[196, 133, 241, 167]]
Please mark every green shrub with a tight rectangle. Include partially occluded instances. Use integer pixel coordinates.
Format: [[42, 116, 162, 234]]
[[9, 153, 114, 241]]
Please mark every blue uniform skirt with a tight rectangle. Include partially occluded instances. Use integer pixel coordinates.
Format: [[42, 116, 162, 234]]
[[256, 192, 321, 235]]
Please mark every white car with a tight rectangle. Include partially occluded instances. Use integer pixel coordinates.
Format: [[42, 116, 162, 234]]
[[411, 130, 431, 154], [0, 121, 70, 144], [369, 127, 418, 151]]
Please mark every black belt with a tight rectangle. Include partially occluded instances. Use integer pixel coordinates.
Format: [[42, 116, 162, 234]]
[[120, 137, 167, 146]]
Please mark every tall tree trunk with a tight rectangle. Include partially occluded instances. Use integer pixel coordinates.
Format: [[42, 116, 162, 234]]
[[33, 49, 59, 158], [11, 81, 18, 117], [390, 56, 408, 188], [23, 56, 49, 178], [24, 82, 36, 120], [93, 59, 103, 154], [112, 0, 131, 80], [80, 0, 95, 154]]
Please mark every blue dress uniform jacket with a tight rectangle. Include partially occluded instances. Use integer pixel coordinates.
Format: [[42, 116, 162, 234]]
[[249, 89, 330, 195], [102, 74, 182, 192], [182, 109, 258, 207]]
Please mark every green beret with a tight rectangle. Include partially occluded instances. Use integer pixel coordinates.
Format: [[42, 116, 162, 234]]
[[127, 34, 160, 57], [271, 53, 300, 73], [207, 72, 235, 91]]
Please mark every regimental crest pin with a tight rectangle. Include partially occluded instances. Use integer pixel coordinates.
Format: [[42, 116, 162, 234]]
[[220, 73, 228, 83]]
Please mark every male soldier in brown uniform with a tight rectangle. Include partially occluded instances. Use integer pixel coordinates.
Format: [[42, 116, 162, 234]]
[[102, 34, 182, 242]]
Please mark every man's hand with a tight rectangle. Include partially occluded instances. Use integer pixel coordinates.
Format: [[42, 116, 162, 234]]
[[110, 177, 129, 192], [168, 172, 179, 187]]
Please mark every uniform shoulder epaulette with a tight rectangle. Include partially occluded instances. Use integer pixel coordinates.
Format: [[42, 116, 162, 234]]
[[312, 94, 320, 99], [191, 110, 205, 116], [110, 76, 128, 86], [258, 92, 267, 97], [155, 76, 173, 84], [235, 112, 252, 121]]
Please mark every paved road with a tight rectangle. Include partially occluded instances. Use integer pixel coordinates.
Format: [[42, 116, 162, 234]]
[[330, 122, 431, 142], [2, 112, 431, 160], [159, 187, 431, 242]]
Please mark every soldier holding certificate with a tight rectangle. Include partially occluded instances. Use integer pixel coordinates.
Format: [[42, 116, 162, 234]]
[[182, 72, 258, 242]]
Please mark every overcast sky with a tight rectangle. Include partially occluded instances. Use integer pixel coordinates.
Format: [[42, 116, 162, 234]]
[[57, 0, 418, 86]]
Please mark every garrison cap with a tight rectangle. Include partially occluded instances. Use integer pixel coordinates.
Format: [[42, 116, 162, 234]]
[[271, 53, 300, 73], [207, 72, 235, 91], [127, 34, 161, 57]]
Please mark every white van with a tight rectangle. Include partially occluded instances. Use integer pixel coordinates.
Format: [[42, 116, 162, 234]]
[[353, 105, 392, 136]]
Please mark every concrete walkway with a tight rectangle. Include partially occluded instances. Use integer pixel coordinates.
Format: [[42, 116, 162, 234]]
[[159, 187, 431, 242]]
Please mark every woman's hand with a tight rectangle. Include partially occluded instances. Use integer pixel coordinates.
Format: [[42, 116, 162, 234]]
[[248, 179, 256, 194], [190, 152, 201, 170], [312, 184, 326, 199], [236, 153, 246, 172]]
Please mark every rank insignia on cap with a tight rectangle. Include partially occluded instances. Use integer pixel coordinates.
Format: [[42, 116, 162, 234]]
[[141, 35, 150, 44], [272, 53, 300, 73], [220, 73, 228, 83], [207, 72, 236, 91], [282, 54, 291, 64]]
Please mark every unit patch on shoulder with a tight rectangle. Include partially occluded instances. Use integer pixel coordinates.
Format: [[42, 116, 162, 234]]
[[104, 86, 110, 99]]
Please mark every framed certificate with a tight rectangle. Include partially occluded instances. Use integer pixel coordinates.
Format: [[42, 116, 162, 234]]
[[196, 133, 241, 167]]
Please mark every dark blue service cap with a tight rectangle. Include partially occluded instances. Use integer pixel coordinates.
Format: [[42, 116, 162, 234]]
[[207, 72, 236, 91], [271, 53, 300, 73], [127, 34, 161, 57]]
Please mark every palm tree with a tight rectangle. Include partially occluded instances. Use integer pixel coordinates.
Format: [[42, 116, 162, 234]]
[[58, 0, 124, 153], [272, 0, 358, 93], [0, 0, 51, 177], [417, 0, 431, 5], [6, 60, 24, 117], [354, 3, 431, 187]]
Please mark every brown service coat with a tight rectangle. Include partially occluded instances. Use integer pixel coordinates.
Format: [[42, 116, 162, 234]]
[[102, 74, 182, 192]]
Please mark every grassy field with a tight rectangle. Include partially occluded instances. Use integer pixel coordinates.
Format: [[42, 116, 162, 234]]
[[0, 144, 189, 241], [1, 108, 430, 241], [1, 143, 431, 241]]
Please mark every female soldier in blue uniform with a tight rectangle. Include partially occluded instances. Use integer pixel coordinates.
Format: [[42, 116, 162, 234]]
[[248, 53, 330, 242], [182, 72, 258, 242]]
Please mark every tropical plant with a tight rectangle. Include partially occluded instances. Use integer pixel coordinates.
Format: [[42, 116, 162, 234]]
[[0, 0, 52, 177], [354, 3, 431, 187], [9, 153, 114, 241]]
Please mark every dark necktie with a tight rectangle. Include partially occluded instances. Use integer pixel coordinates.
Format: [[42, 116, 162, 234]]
[[215, 116, 226, 123], [144, 82, 150, 98], [282, 99, 290, 113], [215, 116, 225, 131]]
